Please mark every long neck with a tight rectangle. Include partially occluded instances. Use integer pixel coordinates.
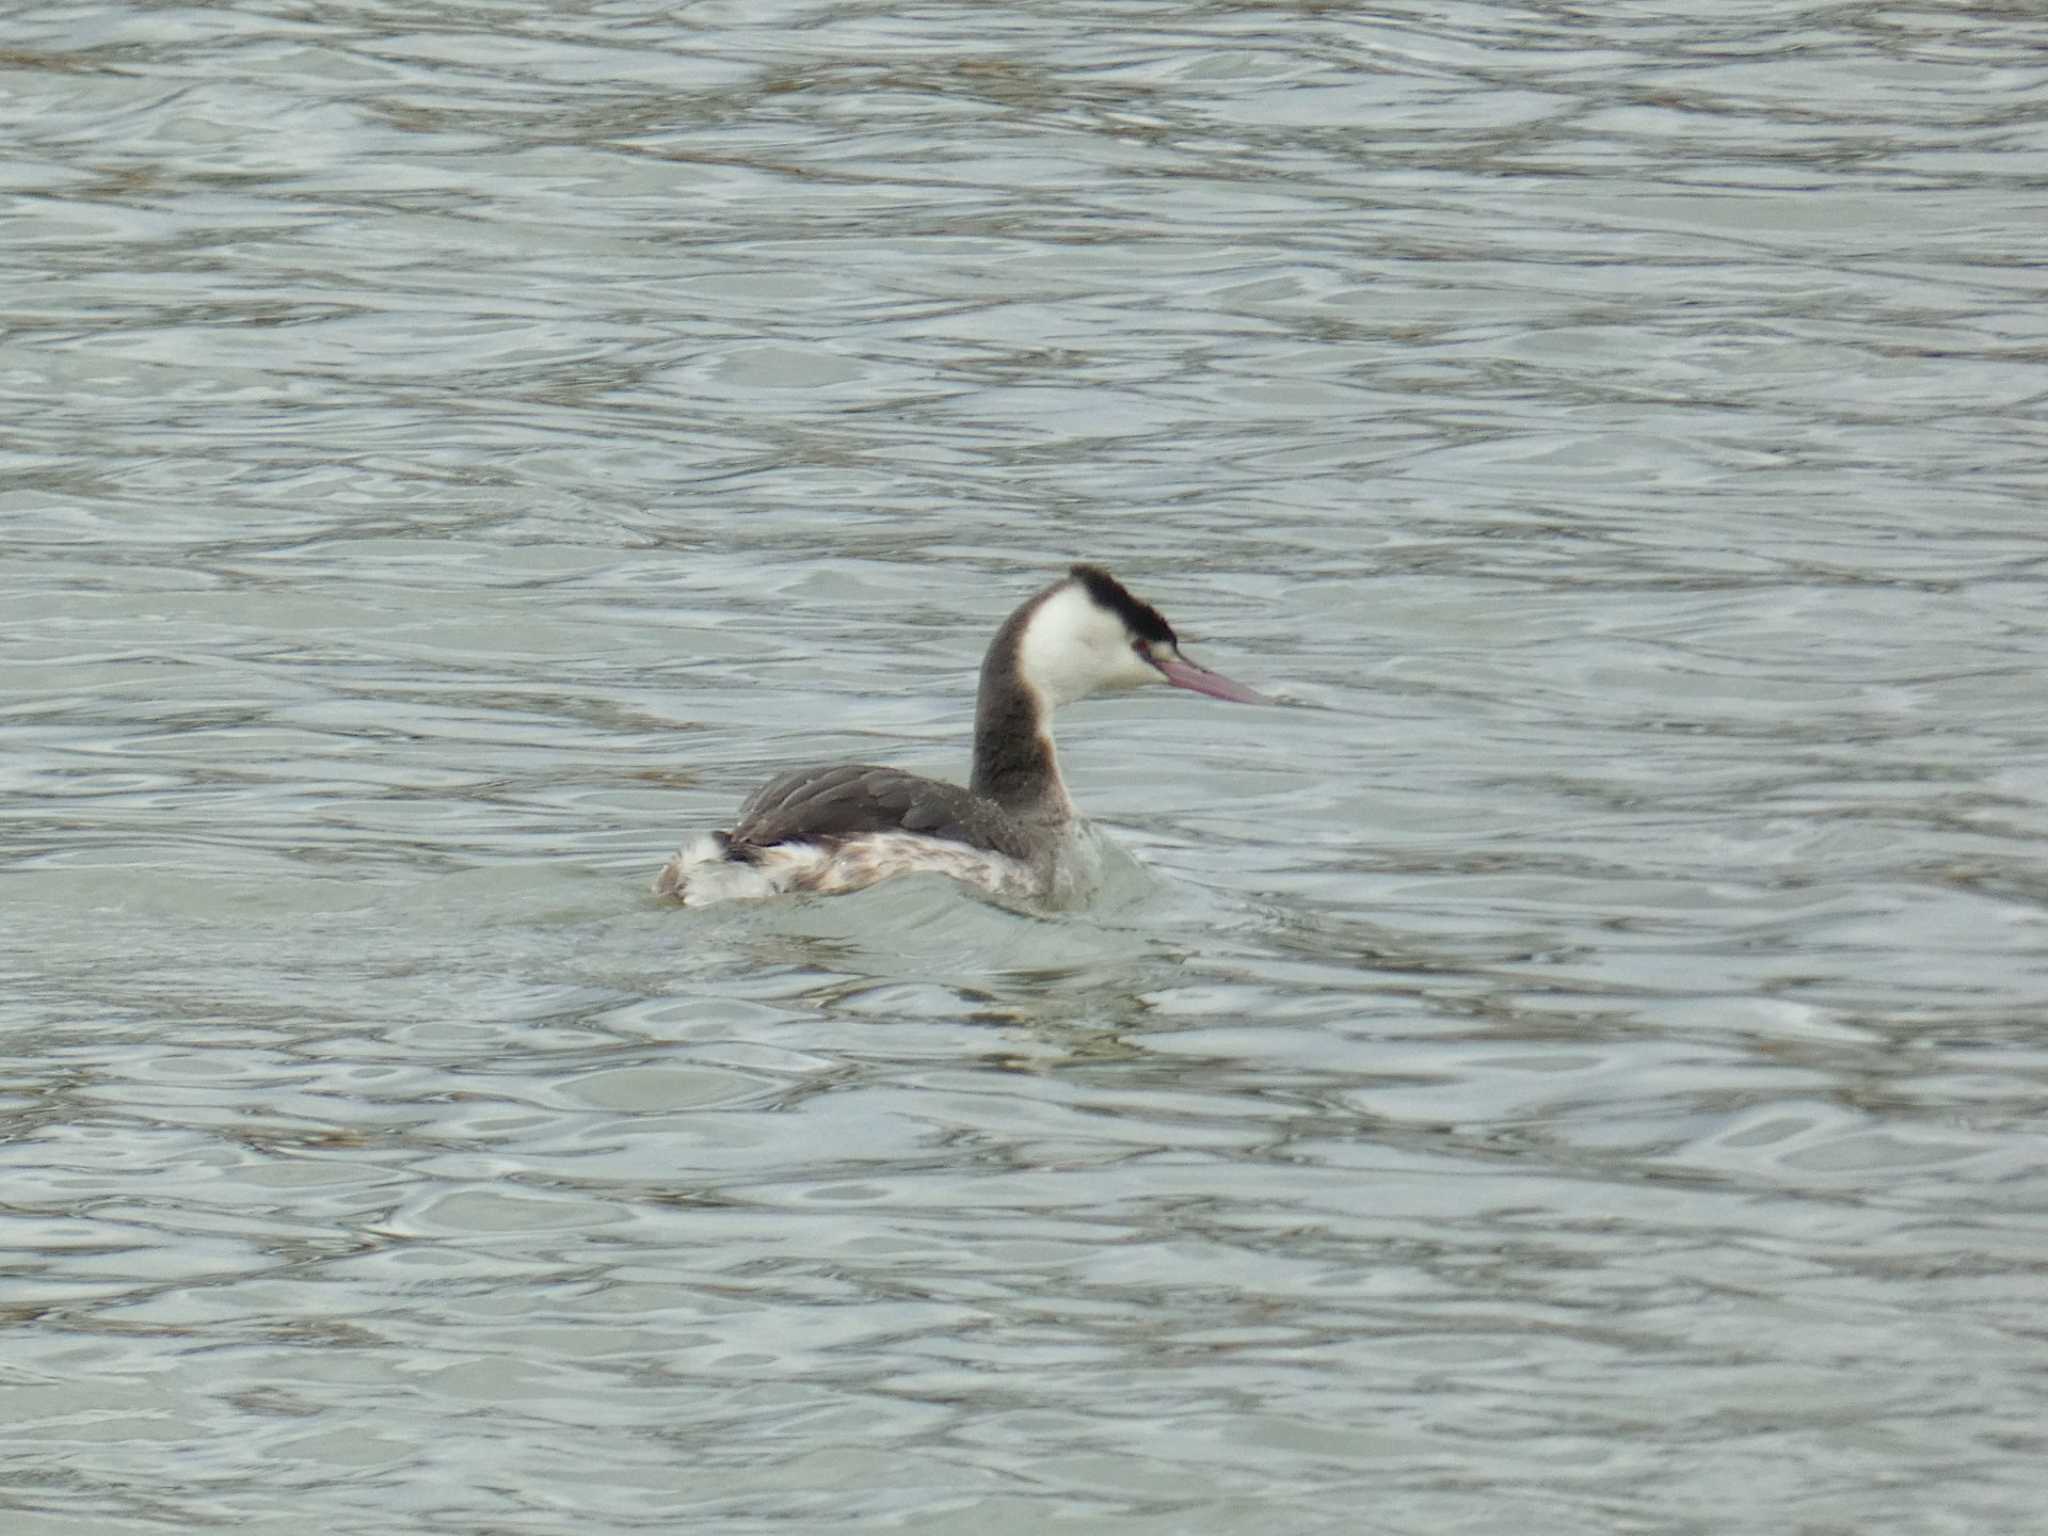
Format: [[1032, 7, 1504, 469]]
[[969, 605, 1070, 818]]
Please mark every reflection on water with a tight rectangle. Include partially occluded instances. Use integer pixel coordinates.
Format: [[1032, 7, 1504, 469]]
[[5, 2, 2047, 1532]]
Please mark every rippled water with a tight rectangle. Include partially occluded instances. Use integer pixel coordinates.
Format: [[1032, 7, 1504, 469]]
[[6, 3, 2047, 1532]]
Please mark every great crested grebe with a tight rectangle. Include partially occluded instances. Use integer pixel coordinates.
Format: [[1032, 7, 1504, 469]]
[[653, 564, 1270, 908]]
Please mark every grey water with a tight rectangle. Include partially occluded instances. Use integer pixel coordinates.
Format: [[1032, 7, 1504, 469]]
[[5, 3, 2047, 1532]]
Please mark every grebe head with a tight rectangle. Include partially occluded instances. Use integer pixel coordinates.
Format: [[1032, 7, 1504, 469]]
[[1017, 564, 1272, 709]]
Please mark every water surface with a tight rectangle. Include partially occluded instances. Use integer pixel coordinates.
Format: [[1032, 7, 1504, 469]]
[[5, 4, 2047, 1533]]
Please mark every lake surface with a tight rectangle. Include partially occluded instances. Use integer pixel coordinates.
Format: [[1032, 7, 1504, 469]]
[[5, 4, 2047, 1532]]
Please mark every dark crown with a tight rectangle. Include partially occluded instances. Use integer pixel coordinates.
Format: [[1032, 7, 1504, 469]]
[[1068, 564, 1176, 646]]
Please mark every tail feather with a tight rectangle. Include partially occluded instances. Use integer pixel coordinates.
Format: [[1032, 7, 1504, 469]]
[[652, 831, 797, 906]]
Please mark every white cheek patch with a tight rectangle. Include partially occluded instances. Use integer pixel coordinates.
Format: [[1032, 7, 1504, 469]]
[[1018, 585, 1161, 704]]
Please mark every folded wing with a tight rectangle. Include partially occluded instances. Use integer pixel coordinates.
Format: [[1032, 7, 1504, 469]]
[[728, 764, 1033, 861]]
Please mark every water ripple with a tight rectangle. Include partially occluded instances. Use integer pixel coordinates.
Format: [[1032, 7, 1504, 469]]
[[5, 2, 2048, 1532]]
